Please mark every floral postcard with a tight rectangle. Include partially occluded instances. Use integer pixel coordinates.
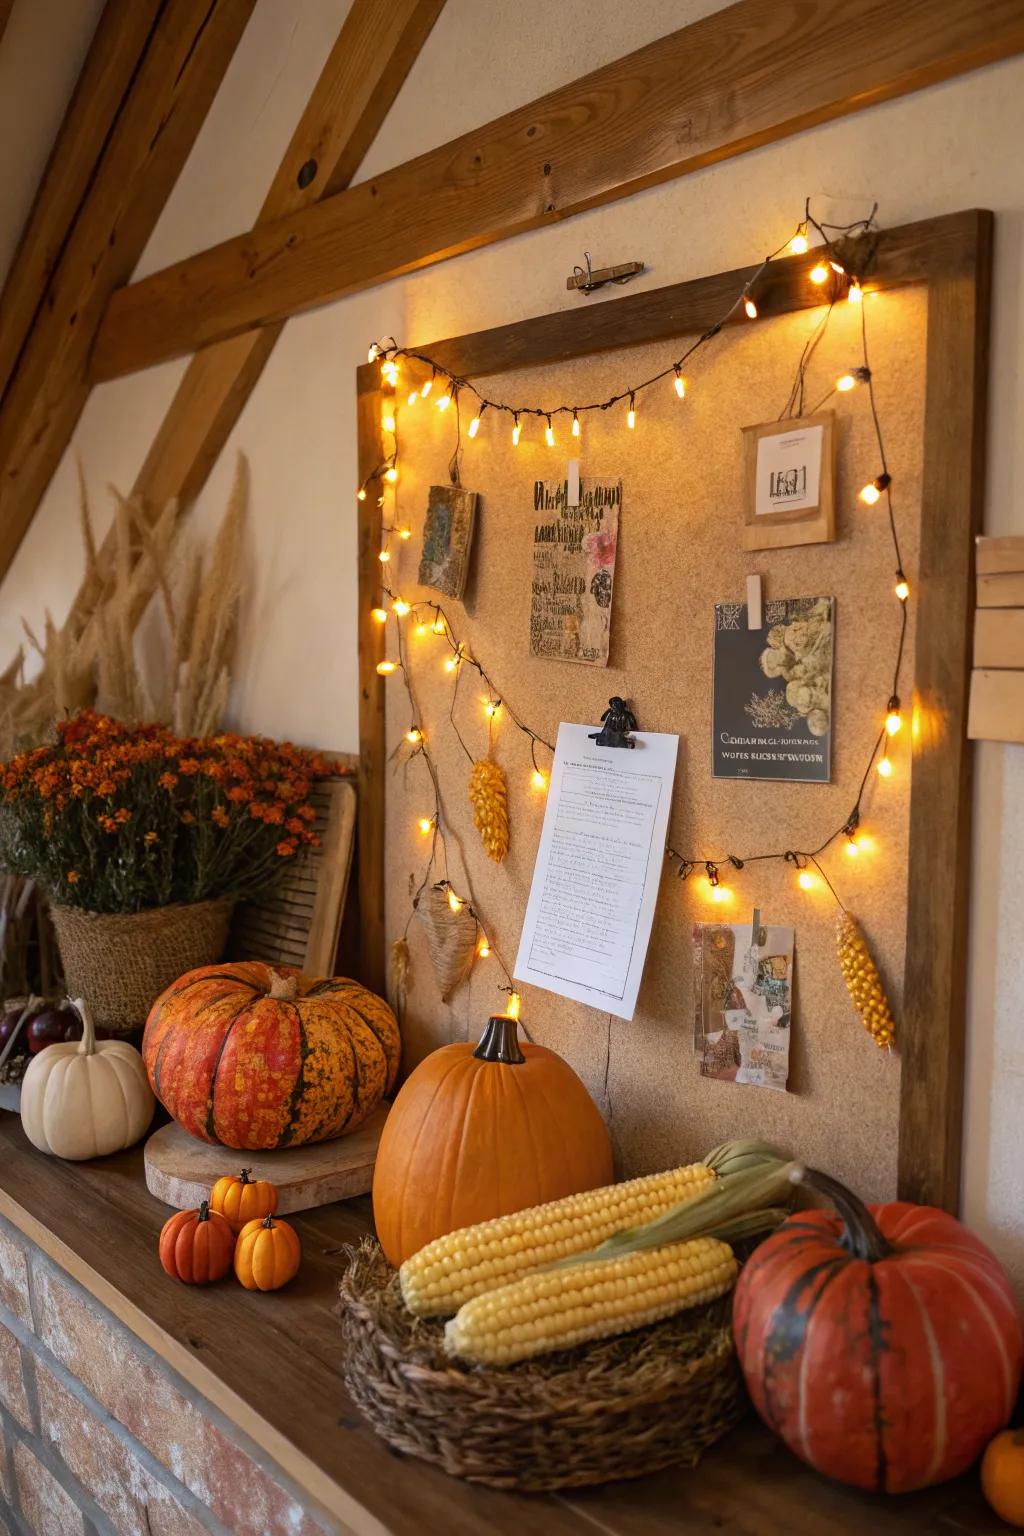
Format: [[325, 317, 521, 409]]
[[712, 595, 833, 782], [692, 920, 794, 1091], [529, 478, 620, 665]]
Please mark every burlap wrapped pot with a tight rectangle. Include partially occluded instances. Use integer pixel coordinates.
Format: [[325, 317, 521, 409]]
[[48, 898, 233, 1034]]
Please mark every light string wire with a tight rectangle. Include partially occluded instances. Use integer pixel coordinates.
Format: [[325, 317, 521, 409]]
[[366, 199, 907, 936]]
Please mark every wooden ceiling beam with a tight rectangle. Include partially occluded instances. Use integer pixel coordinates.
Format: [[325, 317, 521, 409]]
[[0, 0, 163, 406], [63, 0, 447, 645], [91, 0, 1024, 381], [0, 0, 255, 585]]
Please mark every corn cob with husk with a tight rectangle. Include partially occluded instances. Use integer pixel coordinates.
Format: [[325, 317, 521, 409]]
[[836, 909, 896, 1050], [444, 1234, 739, 1365], [399, 1138, 783, 1317], [468, 757, 510, 862]]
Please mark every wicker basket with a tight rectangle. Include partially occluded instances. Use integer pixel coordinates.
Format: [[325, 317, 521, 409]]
[[337, 1239, 744, 1492], [49, 898, 233, 1034]]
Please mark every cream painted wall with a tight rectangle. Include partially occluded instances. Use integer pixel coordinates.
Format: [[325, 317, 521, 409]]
[[0, 0, 1021, 1285]]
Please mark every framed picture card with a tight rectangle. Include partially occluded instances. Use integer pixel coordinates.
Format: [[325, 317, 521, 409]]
[[741, 411, 836, 550], [418, 485, 478, 599]]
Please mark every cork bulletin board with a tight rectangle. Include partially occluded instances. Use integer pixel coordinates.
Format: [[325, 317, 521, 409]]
[[357, 211, 992, 1213]]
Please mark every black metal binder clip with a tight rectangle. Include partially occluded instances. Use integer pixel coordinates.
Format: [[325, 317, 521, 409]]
[[589, 697, 638, 749]]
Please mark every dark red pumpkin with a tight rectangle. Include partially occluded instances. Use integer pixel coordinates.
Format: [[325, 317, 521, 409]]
[[733, 1171, 1024, 1493]]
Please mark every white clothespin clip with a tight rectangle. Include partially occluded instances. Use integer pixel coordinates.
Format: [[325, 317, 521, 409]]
[[747, 572, 763, 629], [567, 459, 580, 508]]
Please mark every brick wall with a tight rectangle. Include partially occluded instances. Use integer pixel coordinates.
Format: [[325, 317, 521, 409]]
[[0, 1218, 336, 1536]]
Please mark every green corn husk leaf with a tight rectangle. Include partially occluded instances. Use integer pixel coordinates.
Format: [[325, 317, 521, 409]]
[[703, 1138, 786, 1176], [550, 1158, 802, 1270]]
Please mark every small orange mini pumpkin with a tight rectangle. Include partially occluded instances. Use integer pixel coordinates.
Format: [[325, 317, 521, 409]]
[[234, 1214, 301, 1292], [210, 1168, 278, 1233], [982, 1428, 1024, 1528], [159, 1201, 235, 1284]]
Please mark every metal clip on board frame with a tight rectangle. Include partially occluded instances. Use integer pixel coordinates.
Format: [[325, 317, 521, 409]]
[[589, 697, 639, 749]]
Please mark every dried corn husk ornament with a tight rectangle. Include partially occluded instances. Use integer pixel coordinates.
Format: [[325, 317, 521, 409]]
[[469, 757, 510, 862], [415, 885, 478, 1002], [836, 910, 896, 1050], [390, 936, 411, 1014]]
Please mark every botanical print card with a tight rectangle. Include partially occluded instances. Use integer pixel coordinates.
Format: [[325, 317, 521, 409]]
[[418, 485, 478, 599], [712, 596, 833, 782], [529, 478, 620, 665], [692, 921, 794, 1091]]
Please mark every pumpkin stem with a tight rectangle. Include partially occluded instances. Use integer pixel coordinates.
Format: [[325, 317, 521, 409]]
[[798, 1168, 893, 1262], [70, 996, 96, 1056], [472, 1015, 525, 1065], [267, 970, 299, 1002], [198, 1200, 211, 1222], [239, 1168, 252, 1185], [261, 1214, 275, 1229]]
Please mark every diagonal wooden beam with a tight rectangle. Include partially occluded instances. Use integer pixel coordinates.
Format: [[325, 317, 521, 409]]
[[91, 0, 1024, 381], [0, 0, 255, 585], [0, 0, 163, 406], [63, 0, 447, 643], [0, 0, 15, 48]]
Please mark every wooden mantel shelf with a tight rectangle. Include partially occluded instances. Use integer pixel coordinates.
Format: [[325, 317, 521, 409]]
[[0, 1114, 998, 1534]]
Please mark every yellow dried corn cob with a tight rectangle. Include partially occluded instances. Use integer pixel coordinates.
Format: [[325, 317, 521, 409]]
[[836, 909, 896, 1049], [399, 1160, 717, 1316], [468, 757, 509, 862], [443, 1235, 738, 1365]]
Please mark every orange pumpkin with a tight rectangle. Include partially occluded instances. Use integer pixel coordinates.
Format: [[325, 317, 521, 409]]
[[982, 1429, 1024, 1527], [159, 1201, 235, 1284], [372, 1012, 613, 1267], [234, 1214, 301, 1292], [143, 963, 400, 1150], [210, 1168, 278, 1233]]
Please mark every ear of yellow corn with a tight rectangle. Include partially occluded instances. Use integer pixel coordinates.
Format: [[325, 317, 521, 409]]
[[399, 1159, 718, 1317], [836, 909, 896, 1049], [443, 1235, 738, 1366]]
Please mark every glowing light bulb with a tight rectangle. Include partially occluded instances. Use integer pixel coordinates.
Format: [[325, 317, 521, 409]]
[[512, 415, 522, 446], [836, 373, 856, 392], [378, 548, 391, 563], [674, 368, 685, 399], [406, 728, 422, 744], [545, 417, 555, 448], [368, 343, 380, 363], [418, 816, 433, 835], [384, 466, 398, 483], [437, 391, 451, 412], [627, 396, 636, 429], [847, 279, 863, 304], [709, 884, 730, 904], [886, 697, 902, 736], [895, 577, 910, 601], [468, 414, 481, 439], [376, 660, 397, 675], [531, 769, 547, 790], [392, 598, 410, 617], [845, 837, 860, 858], [797, 870, 817, 891], [571, 411, 580, 438], [810, 264, 828, 285], [398, 527, 411, 540], [860, 472, 891, 506], [407, 390, 419, 407], [484, 699, 500, 717], [447, 889, 463, 913], [478, 941, 490, 958], [382, 412, 396, 433], [877, 755, 893, 779], [414, 622, 428, 637], [790, 231, 809, 255], [420, 375, 434, 398], [357, 487, 367, 501], [371, 607, 388, 624], [432, 617, 446, 635], [829, 260, 846, 275], [381, 360, 398, 384], [744, 296, 758, 320], [506, 992, 521, 1021]]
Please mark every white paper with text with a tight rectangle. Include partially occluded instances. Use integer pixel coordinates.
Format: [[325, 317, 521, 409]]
[[513, 724, 678, 1020]]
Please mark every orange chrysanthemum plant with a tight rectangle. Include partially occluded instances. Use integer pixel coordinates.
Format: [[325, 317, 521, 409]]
[[0, 710, 340, 913]]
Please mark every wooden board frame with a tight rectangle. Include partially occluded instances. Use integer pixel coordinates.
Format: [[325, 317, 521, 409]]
[[356, 208, 992, 1212]]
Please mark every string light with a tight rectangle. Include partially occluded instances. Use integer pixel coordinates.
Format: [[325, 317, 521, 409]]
[[420, 371, 435, 398], [356, 487, 367, 501], [845, 836, 861, 857], [885, 696, 902, 736], [829, 260, 846, 275], [376, 660, 397, 675], [392, 598, 411, 617], [418, 816, 433, 834], [398, 527, 411, 540], [371, 607, 388, 623], [506, 992, 521, 1020], [790, 230, 809, 255], [406, 727, 423, 744], [407, 389, 419, 407], [674, 367, 685, 399], [836, 373, 857, 392], [797, 870, 818, 892], [437, 386, 453, 412], [414, 622, 428, 637], [512, 413, 522, 446], [627, 394, 637, 429], [447, 888, 463, 913], [810, 263, 829, 284], [545, 415, 555, 447], [895, 574, 910, 601], [378, 548, 391, 563], [368, 343, 380, 363], [572, 410, 581, 437], [859, 472, 892, 505], [468, 404, 486, 438], [381, 360, 399, 386], [384, 465, 398, 483], [484, 698, 501, 718], [531, 769, 548, 790], [877, 753, 893, 778], [743, 294, 758, 320], [478, 940, 491, 958], [382, 410, 397, 433], [847, 278, 863, 304]]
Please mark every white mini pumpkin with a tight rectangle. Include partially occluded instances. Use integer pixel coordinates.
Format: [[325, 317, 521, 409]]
[[20, 998, 154, 1160]]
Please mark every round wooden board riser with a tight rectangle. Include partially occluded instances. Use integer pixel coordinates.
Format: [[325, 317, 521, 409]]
[[144, 1106, 387, 1212]]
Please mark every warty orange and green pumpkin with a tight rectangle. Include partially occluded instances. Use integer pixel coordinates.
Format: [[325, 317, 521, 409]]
[[143, 962, 400, 1150]]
